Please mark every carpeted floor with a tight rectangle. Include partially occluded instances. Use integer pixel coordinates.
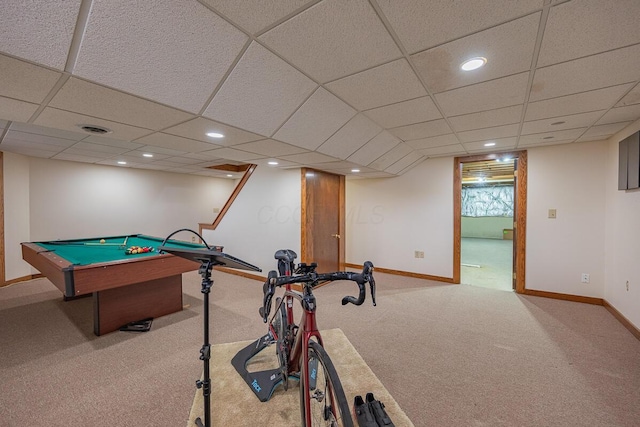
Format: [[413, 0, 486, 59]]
[[186, 328, 413, 426], [1, 268, 639, 426]]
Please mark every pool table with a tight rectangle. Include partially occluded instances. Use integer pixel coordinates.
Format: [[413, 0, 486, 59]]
[[21, 234, 220, 336]]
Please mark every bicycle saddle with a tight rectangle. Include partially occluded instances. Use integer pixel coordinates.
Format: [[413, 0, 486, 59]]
[[274, 249, 297, 262]]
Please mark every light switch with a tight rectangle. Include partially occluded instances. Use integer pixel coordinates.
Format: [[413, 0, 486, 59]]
[[548, 209, 557, 219]]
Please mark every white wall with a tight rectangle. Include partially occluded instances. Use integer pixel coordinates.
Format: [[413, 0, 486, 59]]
[[526, 141, 607, 298], [346, 157, 453, 278], [3, 152, 31, 280], [201, 165, 301, 275], [604, 130, 640, 328], [462, 216, 514, 239], [4, 156, 235, 280], [27, 158, 235, 240]]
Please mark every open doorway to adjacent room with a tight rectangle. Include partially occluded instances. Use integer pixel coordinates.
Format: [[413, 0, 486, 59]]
[[460, 158, 515, 291], [454, 151, 527, 293]]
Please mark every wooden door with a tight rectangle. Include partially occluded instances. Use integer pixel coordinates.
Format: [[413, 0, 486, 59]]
[[301, 168, 345, 272]]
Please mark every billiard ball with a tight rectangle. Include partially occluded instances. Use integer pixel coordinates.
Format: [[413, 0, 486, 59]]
[[100, 239, 106, 244]]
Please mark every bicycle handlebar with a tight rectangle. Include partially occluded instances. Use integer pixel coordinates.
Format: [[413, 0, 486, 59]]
[[259, 261, 376, 323]]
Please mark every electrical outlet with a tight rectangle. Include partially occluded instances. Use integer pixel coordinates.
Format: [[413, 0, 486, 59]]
[[548, 209, 557, 219], [414, 251, 424, 258], [419, 251, 424, 258], [581, 273, 590, 283], [626, 280, 630, 291], [191, 236, 196, 242]]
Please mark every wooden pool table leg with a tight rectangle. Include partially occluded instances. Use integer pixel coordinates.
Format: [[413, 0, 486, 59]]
[[93, 275, 183, 335]]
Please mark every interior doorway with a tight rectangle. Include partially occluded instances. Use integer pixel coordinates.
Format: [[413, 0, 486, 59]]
[[460, 158, 515, 291], [300, 168, 345, 272], [454, 151, 528, 293]]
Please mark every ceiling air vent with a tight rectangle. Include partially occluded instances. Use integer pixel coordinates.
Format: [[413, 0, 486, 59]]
[[78, 124, 111, 135]]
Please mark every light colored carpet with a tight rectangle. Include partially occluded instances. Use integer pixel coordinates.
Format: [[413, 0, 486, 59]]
[[187, 328, 413, 426]]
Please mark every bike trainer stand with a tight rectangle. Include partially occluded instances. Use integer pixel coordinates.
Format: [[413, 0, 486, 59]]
[[231, 333, 286, 402]]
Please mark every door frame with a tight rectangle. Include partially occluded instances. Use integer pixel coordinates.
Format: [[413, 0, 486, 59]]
[[453, 151, 528, 293], [300, 168, 345, 270]]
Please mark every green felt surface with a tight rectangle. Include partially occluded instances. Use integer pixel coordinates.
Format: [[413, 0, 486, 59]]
[[36, 234, 207, 266]]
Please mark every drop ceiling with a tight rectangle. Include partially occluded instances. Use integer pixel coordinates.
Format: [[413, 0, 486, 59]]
[[1, 0, 639, 179]]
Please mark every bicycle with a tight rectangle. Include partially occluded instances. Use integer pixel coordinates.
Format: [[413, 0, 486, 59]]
[[232, 249, 376, 427]]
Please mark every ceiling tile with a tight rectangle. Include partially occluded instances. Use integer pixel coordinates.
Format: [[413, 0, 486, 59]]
[[279, 151, 337, 165], [202, 147, 265, 162], [3, 130, 78, 148], [412, 13, 539, 94], [317, 114, 382, 159], [64, 141, 129, 155], [0, 120, 7, 129], [347, 131, 400, 166], [114, 151, 172, 163], [525, 84, 633, 121], [0, 1, 80, 69], [274, 87, 356, 150], [82, 135, 145, 150], [363, 96, 441, 129], [348, 171, 395, 179], [530, 44, 640, 102], [259, 0, 401, 82], [74, 0, 248, 113], [385, 151, 424, 175], [9, 122, 89, 141], [538, 0, 640, 67], [581, 122, 632, 140], [0, 55, 61, 103], [389, 119, 452, 141], [163, 117, 263, 147], [49, 78, 194, 131], [233, 139, 307, 156], [0, 97, 39, 122], [406, 134, 459, 150], [518, 139, 574, 148], [616, 84, 640, 107], [463, 137, 517, 151], [417, 144, 467, 157], [203, 42, 317, 136], [201, 0, 313, 34], [518, 128, 586, 145], [34, 108, 153, 141], [325, 59, 426, 110], [436, 72, 529, 117], [0, 140, 57, 158], [448, 105, 523, 132], [522, 111, 604, 135], [254, 158, 299, 168], [376, 0, 542, 54], [135, 145, 188, 156], [134, 133, 223, 153], [369, 143, 413, 170], [458, 124, 519, 143], [52, 153, 108, 163], [597, 104, 640, 126]]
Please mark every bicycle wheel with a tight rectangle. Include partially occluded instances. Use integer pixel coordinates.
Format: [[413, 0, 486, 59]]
[[300, 340, 354, 427]]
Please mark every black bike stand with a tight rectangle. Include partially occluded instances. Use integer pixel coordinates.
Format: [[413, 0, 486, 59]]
[[158, 244, 260, 427]]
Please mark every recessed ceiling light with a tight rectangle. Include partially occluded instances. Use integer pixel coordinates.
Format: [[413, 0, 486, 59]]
[[268, 161, 278, 165], [117, 161, 127, 165], [461, 57, 487, 71], [351, 169, 360, 173], [495, 159, 501, 162], [226, 174, 233, 177], [551, 121, 566, 126], [484, 142, 496, 147], [503, 158, 512, 162], [206, 132, 224, 138], [143, 153, 153, 158]]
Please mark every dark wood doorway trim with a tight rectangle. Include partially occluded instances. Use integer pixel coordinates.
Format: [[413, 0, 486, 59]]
[[300, 168, 345, 270], [0, 151, 5, 286], [454, 151, 528, 293]]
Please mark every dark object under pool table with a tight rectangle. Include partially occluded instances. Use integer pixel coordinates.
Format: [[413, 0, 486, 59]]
[[21, 234, 219, 336]]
